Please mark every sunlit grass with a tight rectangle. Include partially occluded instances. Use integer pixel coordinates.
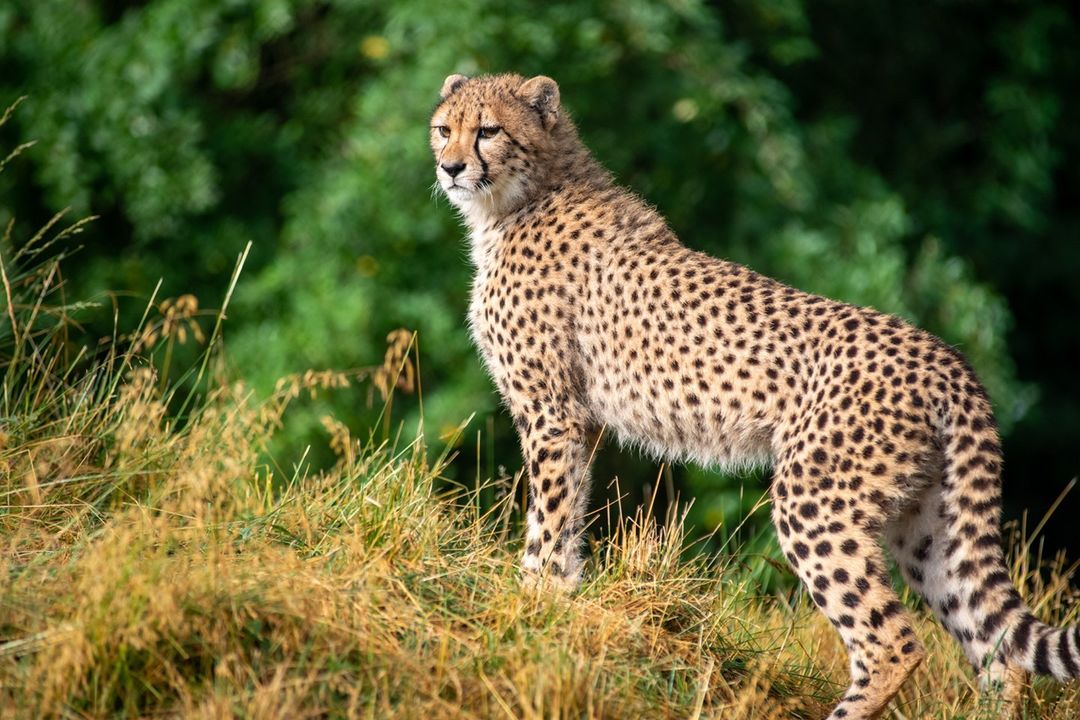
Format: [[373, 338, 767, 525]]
[[2, 277, 1079, 720]]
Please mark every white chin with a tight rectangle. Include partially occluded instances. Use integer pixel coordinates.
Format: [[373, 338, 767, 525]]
[[444, 185, 477, 204]]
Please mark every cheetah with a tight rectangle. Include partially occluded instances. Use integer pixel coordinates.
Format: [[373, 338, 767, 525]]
[[430, 72, 1078, 719]]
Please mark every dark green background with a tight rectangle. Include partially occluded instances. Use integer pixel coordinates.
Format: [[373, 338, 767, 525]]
[[1, 1, 1076, 559]]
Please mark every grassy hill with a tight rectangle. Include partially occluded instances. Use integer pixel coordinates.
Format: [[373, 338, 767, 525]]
[[3, 256, 1080, 720]]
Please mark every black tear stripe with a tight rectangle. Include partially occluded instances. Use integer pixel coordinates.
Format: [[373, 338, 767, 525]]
[[474, 113, 490, 187]]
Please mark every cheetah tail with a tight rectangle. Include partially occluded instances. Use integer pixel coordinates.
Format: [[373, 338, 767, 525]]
[[1007, 614, 1080, 680], [942, 390, 1080, 681]]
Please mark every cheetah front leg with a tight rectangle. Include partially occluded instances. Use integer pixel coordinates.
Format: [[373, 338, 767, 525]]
[[516, 406, 594, 591]]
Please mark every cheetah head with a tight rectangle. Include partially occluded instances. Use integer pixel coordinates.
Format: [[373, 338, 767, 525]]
[[430, 73, 561, 218]]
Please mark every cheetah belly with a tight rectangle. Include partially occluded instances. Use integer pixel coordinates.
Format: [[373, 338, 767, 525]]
[[578, 335, 775, 472]]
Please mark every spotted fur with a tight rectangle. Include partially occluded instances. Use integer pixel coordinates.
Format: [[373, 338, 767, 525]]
[[430, 73, 1077, 719]]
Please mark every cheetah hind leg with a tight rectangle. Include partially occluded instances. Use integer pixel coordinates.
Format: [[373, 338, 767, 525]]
[[884, 478, 1027, 719], [770, 473, 925, 718]]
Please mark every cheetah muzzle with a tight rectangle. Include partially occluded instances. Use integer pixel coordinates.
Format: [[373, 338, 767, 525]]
[[430, 72, 1076, 720]]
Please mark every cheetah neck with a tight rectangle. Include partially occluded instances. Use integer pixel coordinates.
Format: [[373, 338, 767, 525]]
[[457, 141, 608, 277], [455, 193, 516, 277]]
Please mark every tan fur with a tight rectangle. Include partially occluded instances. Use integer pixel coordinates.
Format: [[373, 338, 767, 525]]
[[430, 73, 1076, 719]]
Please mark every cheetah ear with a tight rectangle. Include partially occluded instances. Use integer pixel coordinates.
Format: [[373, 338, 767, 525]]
[[517, 75, 560, 130], [440, 74, 469, 99]]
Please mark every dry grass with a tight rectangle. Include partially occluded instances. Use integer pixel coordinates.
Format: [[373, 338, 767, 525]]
[[2, 115, 1080, 720], [1, 306, 837, 718], [2, 285, 1079, 720]]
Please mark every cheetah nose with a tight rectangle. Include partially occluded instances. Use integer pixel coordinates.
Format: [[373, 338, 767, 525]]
[[441, 161, 466, 178]]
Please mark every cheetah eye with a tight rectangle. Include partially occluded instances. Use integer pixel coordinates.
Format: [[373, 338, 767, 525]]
[[478, 126, 501, 139], [435, 125, 450, 138]]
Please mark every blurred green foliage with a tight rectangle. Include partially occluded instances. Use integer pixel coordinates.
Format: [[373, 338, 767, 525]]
[[1, 0, 1077, 550]]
